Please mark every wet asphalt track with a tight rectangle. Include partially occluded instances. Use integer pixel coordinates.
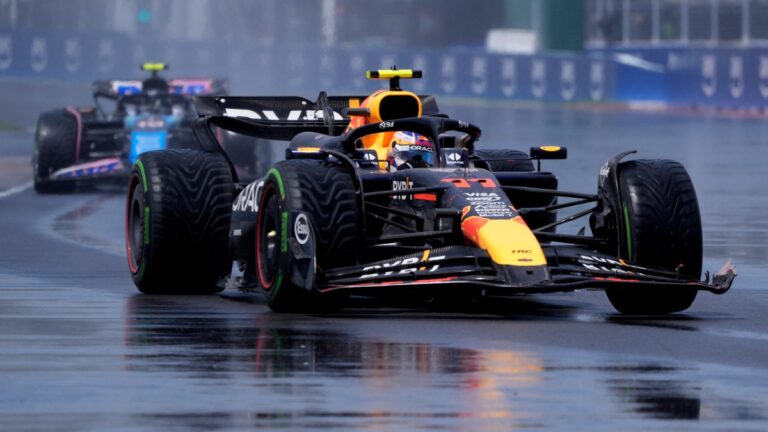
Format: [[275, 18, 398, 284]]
[[1, 81, 768, 430]]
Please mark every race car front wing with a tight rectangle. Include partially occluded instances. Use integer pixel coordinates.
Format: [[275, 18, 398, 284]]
[[318, 245, 736, 296]]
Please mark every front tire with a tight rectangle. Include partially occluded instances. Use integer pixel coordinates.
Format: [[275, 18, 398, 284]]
[[256, 159, 358, 312], [126, 149, 234, 294], [606, 159, 702, 314], [33, 108, 78, 193]]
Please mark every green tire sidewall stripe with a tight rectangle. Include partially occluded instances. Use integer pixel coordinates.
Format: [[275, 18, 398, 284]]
[[267, 167, 285, 198], [280, 211, 288, 253], [622, 203, 632, 261], [266, 168, 287, 301], [136, 206, 149, 280], [135, 159, 148, 193], [143, 207, 151, 248], [133, 163, 149, 280]]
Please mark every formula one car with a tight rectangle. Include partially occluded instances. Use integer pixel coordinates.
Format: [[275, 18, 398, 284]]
[[125, 69, 735, 314], [33, 63, 269, 193]]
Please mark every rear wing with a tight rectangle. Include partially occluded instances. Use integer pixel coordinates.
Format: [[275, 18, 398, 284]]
[[194, 92, 440, 140], [92, 78, 228, 98]]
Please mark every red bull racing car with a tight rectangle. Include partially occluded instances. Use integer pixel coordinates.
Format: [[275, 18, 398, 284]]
[[125, 69, 735, 314], [33, 63, 268, 193]]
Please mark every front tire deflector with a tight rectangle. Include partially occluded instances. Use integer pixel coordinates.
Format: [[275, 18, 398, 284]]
[[594, 150, 636, 259], [287, 211, 317, 292]]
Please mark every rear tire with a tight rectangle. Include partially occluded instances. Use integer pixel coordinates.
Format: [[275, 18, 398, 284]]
[[606, 159, 702, 314], [256, 159, 358, 312], [474, 149, 534, 172], [126, 149, 234, 294], [33, 108, 78, 193]]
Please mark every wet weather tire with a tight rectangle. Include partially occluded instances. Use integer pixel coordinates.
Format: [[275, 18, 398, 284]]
[[606, 159, 702, 314], [475, 149, 534, 172], [256, 160, 358, 312], [33, 108, 78, 193], [126, 149, 234, 294]]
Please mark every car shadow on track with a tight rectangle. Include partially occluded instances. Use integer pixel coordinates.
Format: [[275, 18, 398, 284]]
[[140, 288, 737, 328], [307, 294, 588, 322], [604, 313, 738, 332]]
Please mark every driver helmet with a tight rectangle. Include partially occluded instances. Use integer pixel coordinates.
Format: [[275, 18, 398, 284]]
[[389, 131, 435, 170]]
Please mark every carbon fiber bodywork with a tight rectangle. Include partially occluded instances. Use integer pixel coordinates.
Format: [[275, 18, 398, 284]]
[[214, 111, 735, 301], [35, 74, 226, 189]]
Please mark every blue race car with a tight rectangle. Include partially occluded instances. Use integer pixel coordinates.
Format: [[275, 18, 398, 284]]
[[33, 63, 269, 193]]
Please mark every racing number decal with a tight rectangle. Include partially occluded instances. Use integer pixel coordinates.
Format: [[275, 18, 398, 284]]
[[441, 177, 496, 189]]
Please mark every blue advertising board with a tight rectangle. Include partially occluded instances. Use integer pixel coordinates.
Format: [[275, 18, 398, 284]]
[[3, 29, 767, 109], [592, 46, 768, 109], [0, 30, 616, 104]]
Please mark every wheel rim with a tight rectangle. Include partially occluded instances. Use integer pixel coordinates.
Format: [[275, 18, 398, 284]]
[[126, 175, 144, 274], [256, 182, 280, 290]]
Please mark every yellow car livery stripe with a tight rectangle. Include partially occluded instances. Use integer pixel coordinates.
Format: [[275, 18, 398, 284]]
[[461, 216, 547, 266]]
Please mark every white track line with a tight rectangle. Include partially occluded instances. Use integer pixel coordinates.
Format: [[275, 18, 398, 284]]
[[0, 180, 33, 199]]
